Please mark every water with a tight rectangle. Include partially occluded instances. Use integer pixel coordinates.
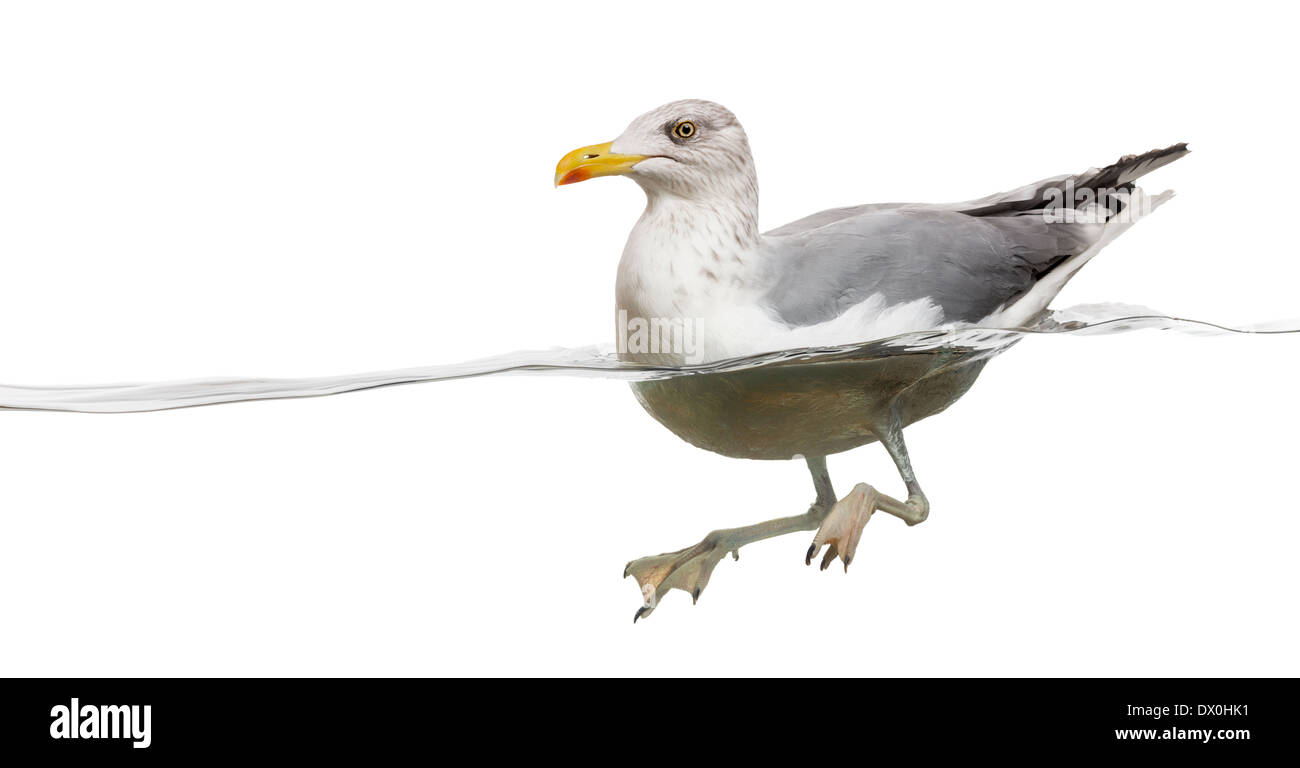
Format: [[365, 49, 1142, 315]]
[[1, 303, 1297, 414]]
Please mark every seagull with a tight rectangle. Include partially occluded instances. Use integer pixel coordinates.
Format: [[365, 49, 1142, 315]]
[[556, 100, 1186, 620]]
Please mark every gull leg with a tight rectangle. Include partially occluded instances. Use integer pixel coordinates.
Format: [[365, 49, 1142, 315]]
[[806, 408, 931, 572], [625, 455, 835, 621], [805, 454, 837, 514], [874, 409, 930, 526]]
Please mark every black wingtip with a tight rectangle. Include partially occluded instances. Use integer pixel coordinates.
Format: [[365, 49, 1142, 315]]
[[1097, 142, 1192, 188]]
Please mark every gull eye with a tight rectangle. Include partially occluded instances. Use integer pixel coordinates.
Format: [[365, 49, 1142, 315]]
[[672, 120, 697, 140]]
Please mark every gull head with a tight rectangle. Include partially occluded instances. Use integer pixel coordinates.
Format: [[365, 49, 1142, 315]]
[[554, 99, 756, 203]]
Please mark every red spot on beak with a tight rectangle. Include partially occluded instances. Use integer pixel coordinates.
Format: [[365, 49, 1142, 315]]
[[557, 167, 592, 186]]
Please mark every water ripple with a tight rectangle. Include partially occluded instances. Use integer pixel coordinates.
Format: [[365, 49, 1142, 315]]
[[3, 304, 1298, 413]]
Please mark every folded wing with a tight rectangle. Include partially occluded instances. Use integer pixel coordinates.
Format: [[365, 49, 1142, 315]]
[[761, 144, 1188, 327]]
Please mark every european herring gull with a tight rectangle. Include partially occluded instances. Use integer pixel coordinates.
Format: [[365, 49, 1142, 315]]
[[555, 99, 1187, 619]]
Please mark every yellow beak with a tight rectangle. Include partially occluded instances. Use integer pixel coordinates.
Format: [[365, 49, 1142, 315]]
[[554, 142, 648, 186]]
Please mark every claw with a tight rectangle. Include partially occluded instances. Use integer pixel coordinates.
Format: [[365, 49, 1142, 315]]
[[806, 483, 878, 572], [820, 544, 838, 571], [624, 536, 729, 620]]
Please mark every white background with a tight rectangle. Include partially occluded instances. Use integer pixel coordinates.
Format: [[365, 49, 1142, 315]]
[[2, 1, 1297, 676]]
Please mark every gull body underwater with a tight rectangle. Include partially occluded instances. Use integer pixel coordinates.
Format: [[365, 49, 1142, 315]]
[[555, 99, 1188, 620]]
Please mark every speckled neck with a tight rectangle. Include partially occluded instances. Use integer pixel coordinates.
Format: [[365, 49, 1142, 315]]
[[615, 173, 761, 322]]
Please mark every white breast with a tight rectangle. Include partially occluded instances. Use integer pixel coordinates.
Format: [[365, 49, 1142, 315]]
[[615, 197, 759, 325]]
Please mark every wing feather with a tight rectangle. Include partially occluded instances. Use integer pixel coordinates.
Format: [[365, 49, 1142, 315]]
[[760, 144, 1188, 327]]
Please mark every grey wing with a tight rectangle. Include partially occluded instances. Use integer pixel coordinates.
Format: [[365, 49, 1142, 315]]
[[761, 143, 1189, 327], [761, 209, 1095, 326]]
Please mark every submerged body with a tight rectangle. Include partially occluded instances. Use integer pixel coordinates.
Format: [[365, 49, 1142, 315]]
[[555, 99, 1187, 618], [632, 350, 989, 460]]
